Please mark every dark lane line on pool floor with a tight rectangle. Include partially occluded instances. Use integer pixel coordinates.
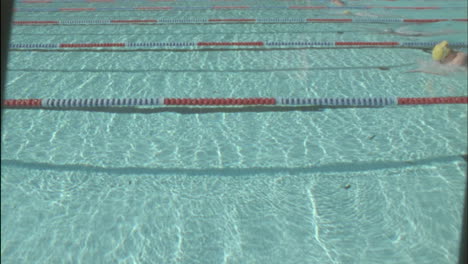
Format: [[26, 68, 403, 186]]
[[8, 63, 413, 73], [6, 105, 326, 114], [2, 154, 465, 177]]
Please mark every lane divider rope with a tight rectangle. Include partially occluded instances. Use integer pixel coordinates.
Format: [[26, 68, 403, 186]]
[[13, 6, 466, 12], [17, 0, 331, 2], [8, 41, 468, 49], [3, 97, 467, 108], [12, 18, 468, 25], [15, 0, 466, 3], [17, 0, 431, 3]]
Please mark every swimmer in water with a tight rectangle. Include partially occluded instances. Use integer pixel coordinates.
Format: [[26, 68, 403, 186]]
[[341, 10, 381, 18], [381, 27, 459, 37], [432, 41, 467, 67], [331, 0, 346, 6], [406, 41, 467, 75]]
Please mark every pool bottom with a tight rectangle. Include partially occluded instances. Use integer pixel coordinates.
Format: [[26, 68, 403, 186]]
[[1, 157, 466, 264]]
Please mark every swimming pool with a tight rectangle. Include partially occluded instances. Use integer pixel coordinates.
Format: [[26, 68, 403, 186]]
[[1, 0, 467, 263]]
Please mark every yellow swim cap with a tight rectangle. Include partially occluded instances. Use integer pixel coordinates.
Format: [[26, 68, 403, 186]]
[[432, 41, 451, 61], [343, 10, 351, 15]]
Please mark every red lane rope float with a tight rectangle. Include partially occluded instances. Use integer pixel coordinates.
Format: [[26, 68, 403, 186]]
[[2, 97, 467, 109], [14, 21, 60, 24], [402, 19, 448, 23], [398, 97, 468, 105], [383, 6, 440, 9], [3, 99, 42, 107]]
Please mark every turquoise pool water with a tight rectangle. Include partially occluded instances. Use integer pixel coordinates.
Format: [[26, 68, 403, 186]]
[[2, 0, 467, 263]]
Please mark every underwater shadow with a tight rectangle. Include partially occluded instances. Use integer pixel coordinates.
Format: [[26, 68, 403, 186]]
[[2, 155, 466, 177], [8, 63, 414, 73], [5, 105, 387, 114]]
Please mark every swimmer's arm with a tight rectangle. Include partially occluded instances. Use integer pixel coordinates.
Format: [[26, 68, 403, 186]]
[[405, 69, 448, 76], [449, 52, 468, 67]]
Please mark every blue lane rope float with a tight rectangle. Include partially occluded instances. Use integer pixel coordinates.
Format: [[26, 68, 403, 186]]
[[8, 41, 468, 50]]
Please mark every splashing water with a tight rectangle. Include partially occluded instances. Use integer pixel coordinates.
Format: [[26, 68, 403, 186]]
[[407, 59, 467, 76]]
